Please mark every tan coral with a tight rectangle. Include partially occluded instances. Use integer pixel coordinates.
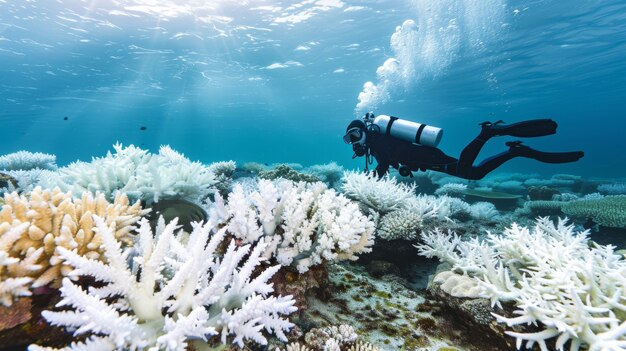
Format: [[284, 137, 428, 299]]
[[0, 187, 148, 302]]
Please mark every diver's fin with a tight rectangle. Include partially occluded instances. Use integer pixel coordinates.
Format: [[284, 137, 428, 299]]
[[506, 141, 584, 163], [481, 119, 558, 137]]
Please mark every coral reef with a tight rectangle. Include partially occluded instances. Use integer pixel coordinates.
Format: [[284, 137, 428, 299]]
[[0, 151, 57, 171], [341, 171, 416, 215], [434, 183, 467, 197], [417, 217, 626, 351], [376, 209, 422, 241], [38, 144, 217, 204], [29, 216, 297, 351], [305, 162, 344, 189], [598, 183, 626, 195], [207, 160, 236, 197], [259, 164, 321, 183], [210, 179, 375, 273], [562, 195, 626, 228], [0, 187, 146, 303]]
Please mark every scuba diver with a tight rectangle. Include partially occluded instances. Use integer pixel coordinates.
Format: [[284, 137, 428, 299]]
[[343, 113, 584, 180]]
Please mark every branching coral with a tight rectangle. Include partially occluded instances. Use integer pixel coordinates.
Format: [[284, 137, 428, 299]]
[[210, 179, 375, 273], [207, 160, 236, 196], [0, 151, 57, 171], [38, 144, 217, 204], [341, 171, 415, 215], [417, 217, 626, 351], [0, 187, 146, 302], [562, 195, 626, 228], [29, 216, 297, 351]]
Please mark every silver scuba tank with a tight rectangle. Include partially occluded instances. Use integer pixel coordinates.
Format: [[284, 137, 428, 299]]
[[372, 115, 443, 147]]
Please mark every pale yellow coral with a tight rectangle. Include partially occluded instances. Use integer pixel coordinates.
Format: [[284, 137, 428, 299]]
[[0, 187, 148, 302]]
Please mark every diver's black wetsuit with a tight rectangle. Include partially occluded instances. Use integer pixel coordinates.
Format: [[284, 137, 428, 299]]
[[365, 120, 583, 180]]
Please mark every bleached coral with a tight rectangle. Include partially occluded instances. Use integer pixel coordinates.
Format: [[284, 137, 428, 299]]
[[0, 151, 57, 171], [417, 217, 626, 351], [376, 209, 422, 240], [0, 187, 146, 298], [405, 194, 454, 221], [341, 171, 416, 215], [211, 179, 375, 273], [4, 169, 58, 192], [38, 144, 217, 204], [469, 202, 500, 221], [305, 324, 358, 350], [434, 182, 467, 197], [30, 216, 297, 351]]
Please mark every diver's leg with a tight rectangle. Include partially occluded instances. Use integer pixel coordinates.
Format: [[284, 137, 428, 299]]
[[505, 141, 584, 163], [463, 141, 584, 180], [458, 119, 560, 170]]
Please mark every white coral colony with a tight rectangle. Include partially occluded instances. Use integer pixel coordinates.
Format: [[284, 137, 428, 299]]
[[210, 179, 376, 273], [29, 216, 297, 351]]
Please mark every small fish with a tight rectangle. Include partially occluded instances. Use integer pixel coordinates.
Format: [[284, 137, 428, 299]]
[[140, 126, 147, 130], [63, 116, 68, 121]]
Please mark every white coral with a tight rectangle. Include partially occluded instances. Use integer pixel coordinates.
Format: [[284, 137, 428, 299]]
[[469, 202, 500, 221], [376, 209, 421, 240], [341, 171, 415, 214], [211, 179, 375, 273], [29, 216, 297, 351], [0, 151, 57, 171], [417, 217, 626, 351], [38, 144, 216, 204]]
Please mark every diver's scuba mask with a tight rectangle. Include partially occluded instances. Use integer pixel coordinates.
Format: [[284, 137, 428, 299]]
[[343, 124, 367, 158]]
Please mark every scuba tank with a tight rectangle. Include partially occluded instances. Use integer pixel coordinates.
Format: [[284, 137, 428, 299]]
[[371, 114, 443, 147]]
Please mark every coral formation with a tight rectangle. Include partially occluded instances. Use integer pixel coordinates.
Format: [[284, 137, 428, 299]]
[[210, 179, 375, 273], [341, 171, 416, 214], [207, 160, 236, 197], [29, 216, 297, 351], [562, 195, 626, 228], [305, 162, 344, 189], [376, 209, 422, 240], [417, 217, 626, 351], [0, 187, 146, 302], [598, 183, 626, 195], [259, 164, 321, 183], [0, 151, 57, 171], [434, 183, 467, 197], [38, 144, 217, 204]]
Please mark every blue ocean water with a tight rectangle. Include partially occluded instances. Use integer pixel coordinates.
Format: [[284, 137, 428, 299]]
[[1, 0, 625, 178]]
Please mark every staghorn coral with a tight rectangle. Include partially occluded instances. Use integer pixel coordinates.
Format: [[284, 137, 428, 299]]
[[29, 216, 297, 351], [417, 217, 626, 351], [341, 171, 416, 215], [0, 151, 57, 171], [38, 144, 217, 204], [210, 179, 375, 273], [0, 187, 147, 300], [562, 195, 626, 228]]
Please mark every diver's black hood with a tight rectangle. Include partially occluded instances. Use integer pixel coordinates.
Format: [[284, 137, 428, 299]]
[[346, 119, 366, 133]]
